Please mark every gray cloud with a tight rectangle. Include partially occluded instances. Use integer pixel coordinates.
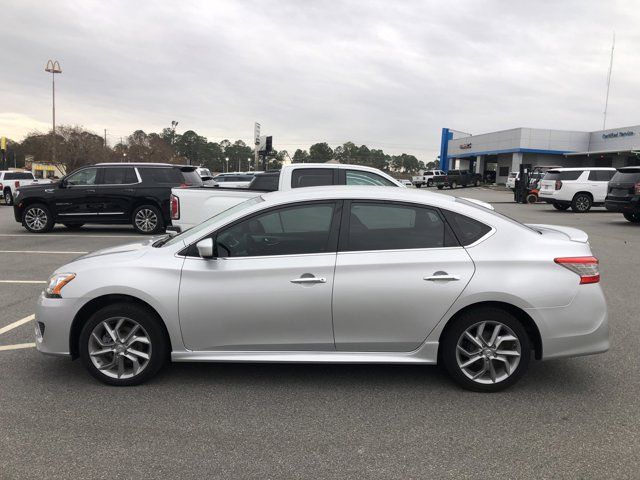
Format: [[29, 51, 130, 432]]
[[2, 0, 639, 160]]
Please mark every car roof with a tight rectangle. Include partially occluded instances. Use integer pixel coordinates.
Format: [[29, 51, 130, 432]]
[[547, 167, 616, 172], [259, 185, 457, 208]]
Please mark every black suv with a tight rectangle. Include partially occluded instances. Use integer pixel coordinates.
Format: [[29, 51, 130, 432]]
[[14, 163, 201, 234], [605, 167, 640, 223]]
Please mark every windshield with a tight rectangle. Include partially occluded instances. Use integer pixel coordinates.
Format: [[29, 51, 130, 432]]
[[161, 195, 264, 247]]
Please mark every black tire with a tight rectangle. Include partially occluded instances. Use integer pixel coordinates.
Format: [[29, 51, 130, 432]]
[[526, 193, 538, 204], [415, 183, 422, 188], [474, 180, 480, 187], [441, 307, 531, 392], [79, 302, 168, 386], [22, 203, 54, 233], [63, 223, 85, 230], [552, 203, 570, 211], [427, 180, 433, 187], [132, 204, 164, 234], [623, 212, 640, 223], [437, 185, 444, 190], [4, 189, 13, 206], [450, 181, 457, 189], [571, 193, 592, 213]]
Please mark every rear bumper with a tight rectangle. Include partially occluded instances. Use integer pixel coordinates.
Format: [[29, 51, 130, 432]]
[[527, 283, 609, 360], [605, 198, 639, 213]]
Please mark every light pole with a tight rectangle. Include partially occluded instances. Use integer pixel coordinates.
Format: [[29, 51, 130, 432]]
[[247, 157, 251, 172], [225, 157, 229, 173], [45, 60, 62, 163]]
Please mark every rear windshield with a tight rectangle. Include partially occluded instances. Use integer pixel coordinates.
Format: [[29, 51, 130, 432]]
[[180, 169, 203, 186], [611, 169, 640, 183], [250, 173, 280, 191], [4, 172, 34, 180], [543, 171, 582, 181]]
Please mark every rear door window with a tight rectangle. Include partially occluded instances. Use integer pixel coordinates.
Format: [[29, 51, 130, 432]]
[[544, 171, 582, 181], [100, 167, 138, 185], [291, 169, 335, 188], [139, 167, 183, 184], [588, 170, 615, 181]]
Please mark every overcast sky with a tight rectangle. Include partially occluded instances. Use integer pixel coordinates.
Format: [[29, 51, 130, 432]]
[[1, 0, 639, 160]]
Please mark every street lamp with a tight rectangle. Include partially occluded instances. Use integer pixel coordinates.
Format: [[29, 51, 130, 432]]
[[225, 157, 229, 173], [44, 60, 62, 163], [247, 157, 251, 172]]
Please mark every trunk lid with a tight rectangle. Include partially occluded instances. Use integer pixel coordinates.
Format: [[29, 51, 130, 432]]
[[526, 224, 589, 243]]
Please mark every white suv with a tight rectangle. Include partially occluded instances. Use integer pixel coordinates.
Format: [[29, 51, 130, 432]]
[[538, 167, 616, 212], [412, 170, 445, 188]]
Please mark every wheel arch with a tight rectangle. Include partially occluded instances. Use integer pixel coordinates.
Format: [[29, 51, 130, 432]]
[[69, 293, 172, 359], [573, 191, 594, 200], [437, 301, 542, 361]]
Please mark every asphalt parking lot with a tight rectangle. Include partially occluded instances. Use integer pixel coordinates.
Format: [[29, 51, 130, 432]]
[[0, 188, 638, 479]]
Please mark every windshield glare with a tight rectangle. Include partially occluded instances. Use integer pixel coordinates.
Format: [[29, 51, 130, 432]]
[[161, 196, 264, 247]]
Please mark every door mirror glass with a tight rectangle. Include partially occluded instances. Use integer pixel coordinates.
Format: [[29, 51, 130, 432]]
[[59, 178, 67, 188], [196, 238, 214, 259]]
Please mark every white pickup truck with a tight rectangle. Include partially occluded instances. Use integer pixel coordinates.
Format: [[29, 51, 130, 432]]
[[412, 170, 445, 188], [0, 170, 49, 205], [170, 163, 404, 231]]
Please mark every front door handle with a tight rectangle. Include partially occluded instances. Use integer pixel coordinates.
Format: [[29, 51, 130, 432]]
[[86, 189, 96, 193], [424, 272, 461, 281], [290, 276, 327, 284], [123, 188, 135, 192]]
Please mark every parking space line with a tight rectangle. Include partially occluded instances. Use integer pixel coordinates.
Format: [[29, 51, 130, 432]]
[[0, 280, 46, 284], [0, 343, 36, 351], [0, 234, 141, 238], [0, 314, 35, 335], [0, 250, 88, 254]]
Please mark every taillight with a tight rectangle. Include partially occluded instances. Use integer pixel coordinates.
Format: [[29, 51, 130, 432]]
[[0, 183, 3, 189], [15, 181, 20, 188], [554, 257, 599, 284], [555, 180, 562, 190], [634, 182, 640, 195], [170, 194, 180, 220]]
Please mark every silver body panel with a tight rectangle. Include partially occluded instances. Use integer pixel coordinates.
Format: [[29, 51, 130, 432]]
[[35, 186, 609, 366]]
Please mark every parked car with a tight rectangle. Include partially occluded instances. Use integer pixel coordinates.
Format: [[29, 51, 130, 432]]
[[170, 163, 403, 231], [433, 170, 482, 189], [412, 170, 445, 188], [35, 186, 608, 391], [538, 167, 616, 212], [14, 163, 202, 234], [0, 170, 49, 206], [211, 173, 255, 188], [506, 172, 519, 191], [605, 166, 640, 222], [399, 179, 414, 187]]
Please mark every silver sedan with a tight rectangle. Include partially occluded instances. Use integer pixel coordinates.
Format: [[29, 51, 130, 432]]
[[35, 186, 609, 391]]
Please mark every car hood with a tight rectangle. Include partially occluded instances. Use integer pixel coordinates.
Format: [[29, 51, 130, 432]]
[[16, 181, 59, 193], [74, 237, 159, 261]]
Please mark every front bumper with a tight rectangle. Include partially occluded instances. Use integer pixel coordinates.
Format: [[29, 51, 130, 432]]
[[527, 283, 609, 360], [34, 293, 81, 357]]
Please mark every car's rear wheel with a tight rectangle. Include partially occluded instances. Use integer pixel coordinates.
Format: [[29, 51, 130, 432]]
[[132, 205, 164, 234], [450, 181, 458, 189], [552, 203, 570, 211], [441, 307, 531, 392], [437, 185, 443, 190], [427, 179, 433, 187], [526, 193, 538, 204], [4, 190, 13, 206], [623, 212, 640, 223], [571, 193, 592, 212], [63, 223, 85, 230], [474, 180, 480, 187], [79, 303, 168, 386], [22, 203, 54, 233]]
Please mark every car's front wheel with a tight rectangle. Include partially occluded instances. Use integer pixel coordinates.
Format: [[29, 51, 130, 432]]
[[22, 203, 54, 233], [441, 307, 531, 392], [132, 205, 164, 234], [427, 180, 433, 187], [450, 181, 458, 189], [623, 212, 640, 223], [571, 193, 592, 212], [79, 303, 168, 386]]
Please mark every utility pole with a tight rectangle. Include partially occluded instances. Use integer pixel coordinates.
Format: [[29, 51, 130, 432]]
[[603, 33, 615, 130], [44, 60, 62, 163], [104, 129, 107, 161]]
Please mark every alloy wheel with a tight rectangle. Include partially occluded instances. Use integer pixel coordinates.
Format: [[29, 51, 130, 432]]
[[574, 195, 590, 212], [88, 317, 152, 379], [135, 208, 158, 233], [455, 321, 521, 385], [24, 207, 48, 231], [5, 192, 12, 205]]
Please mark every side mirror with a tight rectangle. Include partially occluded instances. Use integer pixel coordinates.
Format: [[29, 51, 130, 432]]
[[59, 179, 67, 188], [196, 238, 214, 259]]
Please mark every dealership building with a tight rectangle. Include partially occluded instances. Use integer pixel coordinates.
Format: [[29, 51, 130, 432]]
[[439, 125, 640, 184]]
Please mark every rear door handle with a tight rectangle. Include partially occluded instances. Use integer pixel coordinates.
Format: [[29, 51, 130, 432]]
[[123, 188, 135, 192], [290, 277, 327, 284], [86, 189, 96, 193], [424, 273, 461, 281]]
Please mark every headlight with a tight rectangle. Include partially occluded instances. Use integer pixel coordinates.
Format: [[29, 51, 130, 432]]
[[45, 273, 76, 298]]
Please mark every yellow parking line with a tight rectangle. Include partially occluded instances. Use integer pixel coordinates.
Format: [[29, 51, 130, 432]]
[[0, 343, 36, 351], [0, 280, 46, 284], [0, 314, 35, 336]]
